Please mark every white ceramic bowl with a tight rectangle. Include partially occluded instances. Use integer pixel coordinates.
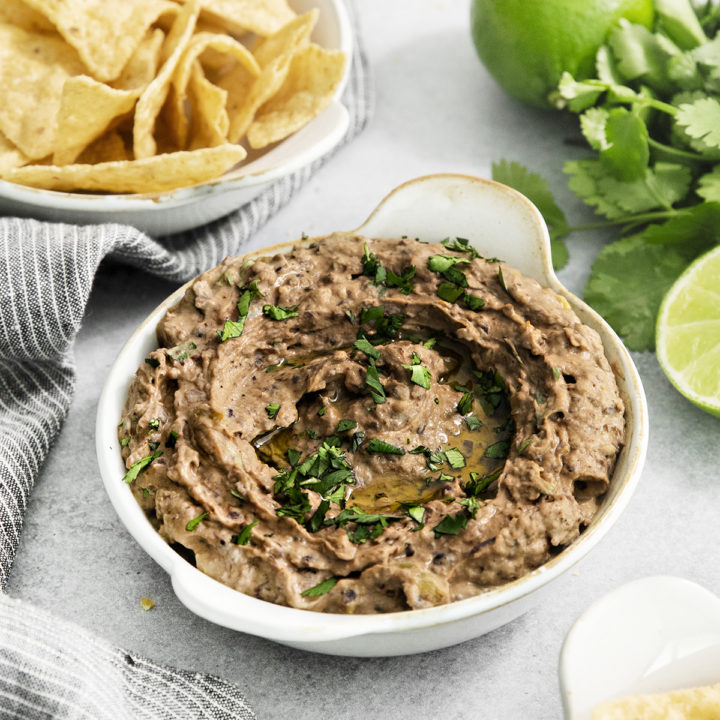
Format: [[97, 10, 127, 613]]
[[560, 576, 720, 720], [0, 0, 352, 237], [95, 174, 649, 656]]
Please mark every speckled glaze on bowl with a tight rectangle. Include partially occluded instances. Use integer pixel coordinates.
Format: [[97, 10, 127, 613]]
[[0, 0, 352, 237], [95, 174, 649, 656]]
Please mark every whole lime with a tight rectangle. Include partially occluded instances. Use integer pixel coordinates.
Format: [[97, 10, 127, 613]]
[[470, 0, 654, 108]]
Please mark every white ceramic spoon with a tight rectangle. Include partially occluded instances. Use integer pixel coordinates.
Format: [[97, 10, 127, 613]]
[[560, 575, 720, 719]]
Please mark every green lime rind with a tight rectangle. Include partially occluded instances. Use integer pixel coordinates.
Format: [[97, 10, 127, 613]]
[[656, 244, 720, 418]]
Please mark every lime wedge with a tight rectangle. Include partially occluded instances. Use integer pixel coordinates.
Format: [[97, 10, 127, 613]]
[[657, 245, 720, 417]]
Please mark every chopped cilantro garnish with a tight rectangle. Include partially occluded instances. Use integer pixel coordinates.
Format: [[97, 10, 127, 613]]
[[344, 309, 357, 325], [305, 428, 318, 439], [464, 469, 502, 495], [317, 405, 326, 417], [366, 438, 405, 455], [457, 391, 473, 416], [463, 293, 485, 311], [444, 447, 466, 469], [423, 337, 437, 349], [458, 496, 481, 518], [336, 419, 357, 433], [485, 440, 511, 459], [144, 357, 160, 368], [165, 430, 178, 449], [437, 282, 465, 303], [498, 266, 508, 293], [301, 576, 339, 597], [365, 359, 386, 404], [465, 415, 483, 431], [120, 436, 130, 447], [441, 237, 480, 258], [385, 266, 416, 294], [148, 418, 160, 430], [433, 512, 469, 537], [354, 337, 380, 360], [122, 450, 162, 484], [287, 448, 301, 467], [263, 304, 299, 320], [237, 280, 264, 317], [402, 361, 431, 389], [407, 505, 426, 524], [218, 318, 246, 342], [351, 431, 365, 452], [361, 243, 387, 285], [518, 437, 535, 455], [230, 488, 245, 501], [552, 366, 562, 380], [359, 304, 384, 324], [168, 341, 197, 361], [265, 403, 280, 419], [233, 520, 259, 545], [427, 254, 470, 274], [185, 510, 208, 532]]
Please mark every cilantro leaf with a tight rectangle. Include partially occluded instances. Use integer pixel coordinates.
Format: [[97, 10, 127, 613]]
[[402, 362, 431, 389], [366, 438, 405, 455], [301, 577, 338, 597], [437, 282, 465, 303], [354, 337, 380, 360], [386, 266, 416, 294], [600, 108, 649, 181], [365, 360, 386, 404], [263, 304, 299, 320], [485, 441, 510, 459], [361, 243, 386, 285], [444, 448, 466, 469], [233, 520, 259, 545], [433, 512, 468, 538], [186, 511, 208, 532], [585, 233, 692, 350], [676, 96, 720, 148], [336, 419, 358, 433], [265, 403, 280, 419], [122, 450, 162, 484]]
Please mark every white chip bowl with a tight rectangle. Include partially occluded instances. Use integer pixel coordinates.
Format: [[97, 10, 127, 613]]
[[96, 174, 649, 657], [0, 0, 352, 237]]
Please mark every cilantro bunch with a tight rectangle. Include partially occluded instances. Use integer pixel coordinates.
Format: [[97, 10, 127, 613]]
[[494, 0, 720, 351]]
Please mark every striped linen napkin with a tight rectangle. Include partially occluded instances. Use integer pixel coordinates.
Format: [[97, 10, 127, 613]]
[[0, 3, 371, 716]]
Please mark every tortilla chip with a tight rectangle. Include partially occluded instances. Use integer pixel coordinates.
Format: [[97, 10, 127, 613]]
[[53, 76, 138, 166], [219, 11, 317, 143], [76, 131, 129, 165], [0, 23, 85, 160], [252, 9, 317, 68], [133, 0, 200, 159], [5, 143, 246, 193], [166, 31, 259, 148], [188, 63, 229, 149], [0, 0, 55, 33], [113, 28, 166, 92], [0, 131, 30, 175], [21, 0, 176, 82], [248, 44, 345, 149], [177, 0, 295, 37]]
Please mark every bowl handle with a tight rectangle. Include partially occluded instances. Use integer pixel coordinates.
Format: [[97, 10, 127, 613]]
[[354, 174, 554, 286], [170, 559, 391, 644]]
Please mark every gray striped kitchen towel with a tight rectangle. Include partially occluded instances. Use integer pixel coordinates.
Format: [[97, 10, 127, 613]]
[[0, 2, 371, 716]]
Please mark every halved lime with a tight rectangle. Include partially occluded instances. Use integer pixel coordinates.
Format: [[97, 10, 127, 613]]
[[656, 245, 720, 417]]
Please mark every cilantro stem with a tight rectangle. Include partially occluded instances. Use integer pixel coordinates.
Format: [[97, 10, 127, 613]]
[[647, 138, 712, 163], [567, 209, 683, 234]]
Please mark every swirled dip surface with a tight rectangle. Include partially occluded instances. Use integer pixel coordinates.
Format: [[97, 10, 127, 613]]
[[119, 234, 625, 613]]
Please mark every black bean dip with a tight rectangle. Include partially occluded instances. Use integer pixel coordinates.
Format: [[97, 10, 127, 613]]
[[119, 233, 625, 613]]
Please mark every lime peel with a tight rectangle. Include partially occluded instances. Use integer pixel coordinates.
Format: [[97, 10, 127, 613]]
[[657, 245, 720, 417]]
